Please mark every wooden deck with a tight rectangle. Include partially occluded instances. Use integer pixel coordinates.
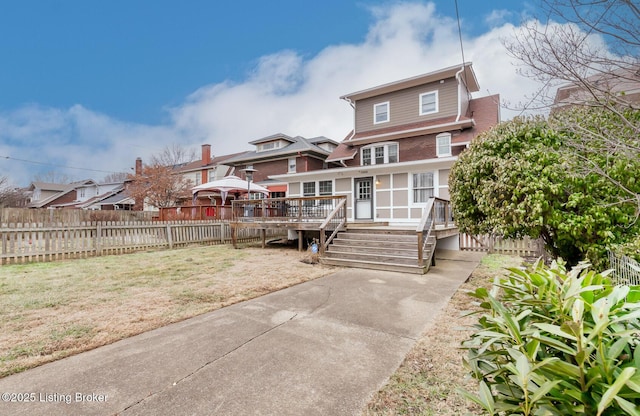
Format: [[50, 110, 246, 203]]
[[230, 196, 347, 250]]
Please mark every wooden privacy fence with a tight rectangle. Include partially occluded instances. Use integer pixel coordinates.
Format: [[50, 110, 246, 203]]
[[0, 207, 154, 224], [459, 233, 546, 258], [0, 221, 285, 265]]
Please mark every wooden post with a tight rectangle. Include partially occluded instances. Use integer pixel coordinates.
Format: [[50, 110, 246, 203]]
[[261, 229, 266, 248], [417, 231, 423, 266], [96, 222, 102, 256], [298, 230, 303, 252], [231, 224, 237, 248], [166, 224, 173, 249], [319, 228, 326, 255]]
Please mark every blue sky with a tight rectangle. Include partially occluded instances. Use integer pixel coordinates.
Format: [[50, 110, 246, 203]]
[[0, 0, 564, 185]]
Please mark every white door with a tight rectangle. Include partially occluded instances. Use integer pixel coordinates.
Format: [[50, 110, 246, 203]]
[[354, 177, 373, 220]]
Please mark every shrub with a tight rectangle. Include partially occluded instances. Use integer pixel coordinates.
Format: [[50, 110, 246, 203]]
[[458, 260, 640, 415]]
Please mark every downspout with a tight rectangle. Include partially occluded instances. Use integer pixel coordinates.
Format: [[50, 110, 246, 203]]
[[455, 66, 465, 122]]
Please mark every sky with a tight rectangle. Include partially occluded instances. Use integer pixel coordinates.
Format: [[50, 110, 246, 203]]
[[0, 0, 600, 186]]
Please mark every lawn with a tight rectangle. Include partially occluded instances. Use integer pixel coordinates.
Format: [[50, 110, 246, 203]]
[[0, 243, 336, 378]]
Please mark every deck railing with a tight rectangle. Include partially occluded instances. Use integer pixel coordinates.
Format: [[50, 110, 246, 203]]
[[416, 197, 452, 267], [231, 196, 347, 223], [157, 205, 234, 222]]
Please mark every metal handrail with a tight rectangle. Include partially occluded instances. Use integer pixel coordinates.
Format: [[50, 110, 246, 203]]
[[416, 197, 452, 267], [319, 198, 347, 254]]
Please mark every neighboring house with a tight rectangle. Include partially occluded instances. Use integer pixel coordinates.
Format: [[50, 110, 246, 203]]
[[27, 180, 134, 210], [172, 144, 246, 188], [553, 66, 640, 109], [271, 62, 500, 226], [223, 133, 341, 198], [27, 180, 95, 208]]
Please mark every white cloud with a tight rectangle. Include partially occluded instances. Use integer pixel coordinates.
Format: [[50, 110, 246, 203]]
[[0, 1, 614, 187], [485, 9, 513, 27]]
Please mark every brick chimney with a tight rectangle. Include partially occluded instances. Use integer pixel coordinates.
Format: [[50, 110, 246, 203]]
[[135, 157, 142, 176], [201, 144, 211, 166]]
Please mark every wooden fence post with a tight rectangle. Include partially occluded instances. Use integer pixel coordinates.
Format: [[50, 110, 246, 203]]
[[96, 222, 102, 256], [166, 224, 173, 249]]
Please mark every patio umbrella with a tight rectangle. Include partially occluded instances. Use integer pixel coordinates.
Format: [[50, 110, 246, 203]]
[[191, 175, 270, 203]]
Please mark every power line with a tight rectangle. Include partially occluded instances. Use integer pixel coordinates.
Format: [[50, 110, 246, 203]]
[[0, 154, 126, 174], [454, 0, 467, 69]]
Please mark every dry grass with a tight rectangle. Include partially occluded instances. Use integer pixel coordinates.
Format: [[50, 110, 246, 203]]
[[0, 243, 337, 378], [364, 254, 524, 416]]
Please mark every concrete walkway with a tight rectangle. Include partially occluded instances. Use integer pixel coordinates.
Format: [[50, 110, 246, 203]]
[[0, 250, 484, 416]]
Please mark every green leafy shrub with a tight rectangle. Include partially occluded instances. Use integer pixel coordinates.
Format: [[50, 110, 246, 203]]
[[458, 260, 640, 415]]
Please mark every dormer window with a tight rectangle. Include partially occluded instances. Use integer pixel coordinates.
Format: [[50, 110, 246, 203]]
[[436, 133, 451, 157], [361, 142, 398, 165], [257, 140, 283, 152], [374, 102, 389, 124], [419, 91, 438, 115]]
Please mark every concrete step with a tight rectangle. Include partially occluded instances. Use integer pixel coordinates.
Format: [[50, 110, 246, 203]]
[[323, 250, 420, 266], [320, 257, 428, 274], [336, 232, 416, 243], [328, 244, 418, 257]]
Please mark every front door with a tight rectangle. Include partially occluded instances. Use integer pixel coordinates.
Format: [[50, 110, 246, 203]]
[[354, 177, 373, 220]]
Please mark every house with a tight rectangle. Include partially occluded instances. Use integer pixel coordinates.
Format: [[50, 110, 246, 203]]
[[270, 62, 500, 226], [553, 66, 640, 110], [172, 144, 246, 191], [223, 133, 340, 198], [27, 179, 134, 210], [28, 180, 96, 208]]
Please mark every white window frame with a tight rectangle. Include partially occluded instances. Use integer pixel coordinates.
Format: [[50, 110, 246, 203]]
[[373, 101, 390, 124], [419, 91, 439, 115], [412, 172, 435, 204], [436, 132, 452, 157], [361, 142, 399, 166], [288, 157, 296, 173]]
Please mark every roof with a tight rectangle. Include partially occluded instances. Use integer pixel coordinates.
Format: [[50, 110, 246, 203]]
[[249, 133, 297, 146], [173, 152, 248, 174], [340, 62, 479, 102], [28, 179, 97, 208], [223, 135, 339, 164], [96, 189, 133, 206], [554, 66, 640, 106]]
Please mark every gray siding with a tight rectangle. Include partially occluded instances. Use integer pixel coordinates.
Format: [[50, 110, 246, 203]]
[[355, 78, 459, 134]]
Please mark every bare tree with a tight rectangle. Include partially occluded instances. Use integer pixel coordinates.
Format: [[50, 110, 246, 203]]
[[504, 0, 640, 210], [100, 172, 130, 183], [127, 163, 193, 209], [150, 143, 198, 167], [0, 176, 30, 207], [32, 171, 73, 184]]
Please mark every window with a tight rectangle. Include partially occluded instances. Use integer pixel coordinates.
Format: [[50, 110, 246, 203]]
[[288, 157, 296, 173], [436, 133, 451, 157], [79, 188, 86, 198], [303, 182, 316, 197], [208, 169, 216, 182], [271, 191, 286, 198], [374, 102, 389, 124], [258, 141, 281, 152], [419, 91, 438, 115], [195, 173, 201, 186], [362, 148, 372, 166], [319, 180, 332, 196], [319, 180, 333, 206], [361, 143, 399, 165], [375, 146, 384, 164], [388, 144, 398, 163], [413, 172, 434, 203]]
